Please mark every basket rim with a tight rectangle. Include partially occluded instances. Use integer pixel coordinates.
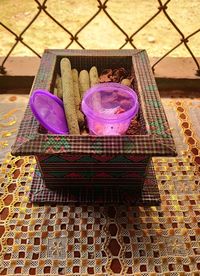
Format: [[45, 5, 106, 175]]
[[11, 49, 176, 157]]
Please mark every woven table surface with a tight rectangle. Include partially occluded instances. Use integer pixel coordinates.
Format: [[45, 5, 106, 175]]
[[0, 92, 200, 275]]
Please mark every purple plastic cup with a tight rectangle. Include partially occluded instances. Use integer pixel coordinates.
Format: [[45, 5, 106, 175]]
[[81, 82, 139, 135], [30, 89, 68, 134]]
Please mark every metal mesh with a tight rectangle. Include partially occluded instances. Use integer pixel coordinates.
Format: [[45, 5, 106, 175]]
[[0, 0, 200, 76]]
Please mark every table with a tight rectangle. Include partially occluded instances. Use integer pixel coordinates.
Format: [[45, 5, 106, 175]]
[[0, 92, 200, 275]]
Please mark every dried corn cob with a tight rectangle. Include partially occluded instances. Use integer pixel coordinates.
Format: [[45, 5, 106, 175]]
[[79, 70, 90, 99], [89, 66, 99, 87], [60, 58, 80, 134], [56, 75, 63, 99], [72, 68, 85, 128]]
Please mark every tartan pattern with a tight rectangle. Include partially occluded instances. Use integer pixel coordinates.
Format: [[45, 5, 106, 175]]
[[134, 50, 173, 139], [29, 161, 160, 205], [12, 106, 176, 156], [12, 49, 176, 157], [38, 153, 149, 189]]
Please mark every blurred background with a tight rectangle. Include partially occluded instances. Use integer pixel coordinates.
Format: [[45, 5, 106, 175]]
[[0, 0, 200, 75]]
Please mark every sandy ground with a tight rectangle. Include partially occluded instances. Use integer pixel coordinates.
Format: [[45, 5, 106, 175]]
[[0, 0, 200, 58]]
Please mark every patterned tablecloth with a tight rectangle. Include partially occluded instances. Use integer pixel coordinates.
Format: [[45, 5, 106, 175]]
[[0, 92, 200, 275]]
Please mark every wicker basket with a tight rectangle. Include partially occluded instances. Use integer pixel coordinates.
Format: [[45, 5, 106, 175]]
[[12, 49, 176, 195]]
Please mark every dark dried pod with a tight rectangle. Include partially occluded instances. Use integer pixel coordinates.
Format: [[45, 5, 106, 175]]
[[99, 68, 113, 82]]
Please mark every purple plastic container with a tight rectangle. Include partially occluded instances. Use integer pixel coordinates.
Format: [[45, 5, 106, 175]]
[[30, 89, 68, 134], [81, 82, 139, 135]]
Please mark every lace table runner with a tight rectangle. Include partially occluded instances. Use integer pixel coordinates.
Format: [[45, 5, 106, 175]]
[[0, 93, 200, 275]]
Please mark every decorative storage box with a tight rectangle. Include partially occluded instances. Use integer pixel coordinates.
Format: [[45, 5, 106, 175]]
[[12, 50, 176, 198]]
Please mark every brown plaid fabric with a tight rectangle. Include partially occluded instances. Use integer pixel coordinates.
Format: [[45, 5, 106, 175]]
[[29, 161, 160, 205], [12, 49, 176, 158], [134, 51, 172, 136]]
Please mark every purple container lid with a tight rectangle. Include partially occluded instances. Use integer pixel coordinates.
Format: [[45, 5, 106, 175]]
[[30, 89, 68, 134]]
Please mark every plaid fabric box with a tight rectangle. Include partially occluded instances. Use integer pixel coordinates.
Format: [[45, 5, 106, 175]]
[[12, 50, 176, 195]]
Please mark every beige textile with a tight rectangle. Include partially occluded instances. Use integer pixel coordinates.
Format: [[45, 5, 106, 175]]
[[0, 93, 200, 275]]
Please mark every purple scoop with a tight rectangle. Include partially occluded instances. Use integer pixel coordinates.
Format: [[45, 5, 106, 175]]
[[30, 89, 68, 134]]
